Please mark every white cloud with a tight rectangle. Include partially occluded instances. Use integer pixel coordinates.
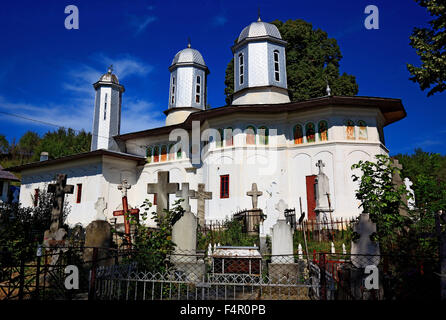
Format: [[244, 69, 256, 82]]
[[128, 14, 157, 36]]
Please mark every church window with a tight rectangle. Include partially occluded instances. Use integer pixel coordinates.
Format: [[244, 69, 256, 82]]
[[171, 76, 176, 104], [274, 50, 280, 82], [318, 121, 328, 141], [196, 76, 201, 103], [358, 120, 368, 140], [239, 53, 244, 85], [76, 184, 82, 204], [220, 175, 229, 198], [346, 120, 355, 140], [146, 147, 152, 163], [305, 123, 316, 143], [161, 145, 168, 162], [294, 125, 303, 144], [153, 146, 160, 162], [246, 126, 256, 145], [33, 189, 39, 207], [217, 129, 224, 148], [104, 93, 108, 120], [259, 126, 269, 145], [168, 144, 175, 160], [225, 127, 233, 147]]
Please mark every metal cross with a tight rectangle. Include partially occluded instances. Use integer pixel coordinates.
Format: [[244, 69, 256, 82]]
[[47, 174, 74, 233], [147, 171, 179, 218], [176, 183, 196, 213], [247, 183, 263, 209], [191, 183, 212, 226], [118, 179, 131, 197]]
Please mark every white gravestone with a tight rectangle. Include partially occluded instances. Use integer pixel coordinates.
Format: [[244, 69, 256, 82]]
[[351, 213, 380, 268], [94, 197, 107, 221], [172, 211, 198, 263], [271, 200, 294, 263]]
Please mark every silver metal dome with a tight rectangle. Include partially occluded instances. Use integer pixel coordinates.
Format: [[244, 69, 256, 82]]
[[238, 19, 282, 43], [98, 66, 119, 84], [171, 46, 206, 67]]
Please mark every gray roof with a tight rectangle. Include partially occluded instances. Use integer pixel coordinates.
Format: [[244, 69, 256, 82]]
[[171, 47, 206, 67], [238, 20, 282, 43], [0, 165, 19, 181]]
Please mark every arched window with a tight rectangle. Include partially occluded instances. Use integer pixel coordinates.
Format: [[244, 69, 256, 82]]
[[318, 121, 328, 141], [238, 53, 244, 85], [153, 146, 160, 163], [294, 125, 303, 144], [161, 145, 168, 161], [358, 120, 368, 140], [246, 126, 256, 145], [225, 127, 233, 147], [195, 75, 201, 103], [273, 50, 280, 82], [168, 144, 175, 160], [346, 120, 355, 140], [305, 123, 315, 143], [171, 76, 176, 104], [258, 126, 269, 145], [146, 147, 152, 163], [217, 128, 224, 148]]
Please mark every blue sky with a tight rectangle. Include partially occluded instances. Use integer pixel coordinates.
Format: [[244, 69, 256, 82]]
[[0, 0, 444, 155]]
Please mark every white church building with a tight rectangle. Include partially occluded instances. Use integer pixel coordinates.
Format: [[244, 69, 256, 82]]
[[7, 18, 406, 235]]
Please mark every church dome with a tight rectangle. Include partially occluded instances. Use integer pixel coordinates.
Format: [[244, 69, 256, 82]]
[[98, 66, 119, 84], [237, 18, 282, 43], [171, 45, 206, 67]]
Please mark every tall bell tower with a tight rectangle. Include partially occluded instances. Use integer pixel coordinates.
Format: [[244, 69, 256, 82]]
[[91, 66, 125, 151]]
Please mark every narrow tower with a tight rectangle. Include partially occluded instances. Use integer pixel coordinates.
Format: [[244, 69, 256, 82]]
[[91, 66, 125, 151], [165, 42, 209, 126], [231, 17, 290, 105]]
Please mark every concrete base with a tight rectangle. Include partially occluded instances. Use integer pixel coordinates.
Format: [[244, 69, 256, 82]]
[[173, 261, 206, 283], [268, 263, 301, 283]]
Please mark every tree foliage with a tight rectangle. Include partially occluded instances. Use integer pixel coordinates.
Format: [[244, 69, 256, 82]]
[[0, 189, 70, 265], [123, 199, 185, 273], [224, 19, 358, 103], [0, 128, 92, 169], [351, 155, 410, 252], [407, 0, 446, 96]]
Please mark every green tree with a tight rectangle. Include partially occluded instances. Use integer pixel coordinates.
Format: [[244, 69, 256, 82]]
[[18, 131, 41, 157], [407, 0, 446, 96], [224, 19, 358, 103], [31, 128, 91, 161], [123, 199, 185, 272], [0, 135, 9, 154], [351, 155, 410, 252]]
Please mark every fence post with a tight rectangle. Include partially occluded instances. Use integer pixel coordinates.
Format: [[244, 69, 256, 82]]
[[88, 247, 98, 301], [319, 253, 327, 300], [35, 245, 42, 300], [18, 255, 25, 300]]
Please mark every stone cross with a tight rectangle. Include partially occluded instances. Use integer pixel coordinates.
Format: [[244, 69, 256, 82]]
[[275, 199, 288, 220], [147, 171, 179, 217], [113, 184, 140, 248], [94, 197, 107, 221], [247, 183, 263, 209], [316, 160, 325, 175], [118, 179, 131, 197], [176, 183, 196, 213], [191, 183, 212, 226], [47, 174, 74, 233]]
